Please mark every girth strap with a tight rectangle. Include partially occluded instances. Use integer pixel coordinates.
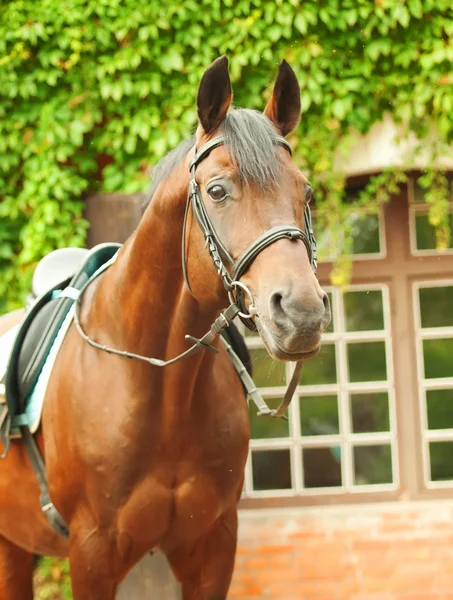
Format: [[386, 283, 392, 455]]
[[20, 425, 69, 537]]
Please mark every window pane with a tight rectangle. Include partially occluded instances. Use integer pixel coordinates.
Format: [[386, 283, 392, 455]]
[[350, 392, 390, 433], [302, 447, 342, 488], [301, 344, 337, 385], [311, 213, 335, 262], [344, 290, 384, 332], [347, 341, 387, 382], [349, 213, 380, 255], [243, 326, 259, 338], [353, 444, 393, 485], [325, 292, 334, 333], [412, 183, 426, 204], [252, 449, 292, 490], [249, 398, 290, 439], [300, 395, 339, 436], [249, 348, 286, 387], [415, 213, 436, 250], [423, 338, 453, 379], [415, 212, 453, 250], [426, 389, 453, 430], [429, 441, 453, 482], [311, 211, 380, 259], [419, 286, 453, 328]]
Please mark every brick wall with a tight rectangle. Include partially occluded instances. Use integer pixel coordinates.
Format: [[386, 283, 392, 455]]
[[230, 500, 453, 600]]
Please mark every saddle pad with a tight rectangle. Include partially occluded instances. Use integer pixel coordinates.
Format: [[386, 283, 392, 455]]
[[0, 326, 20, 384], [6, 308, 74, 438]]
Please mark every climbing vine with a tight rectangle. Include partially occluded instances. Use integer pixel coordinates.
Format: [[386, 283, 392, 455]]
[[1, 0, 453, 311]]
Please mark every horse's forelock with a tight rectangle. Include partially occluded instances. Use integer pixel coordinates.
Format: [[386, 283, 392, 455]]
[[220, 108, 281, 190], [143, 108, 283, 211]]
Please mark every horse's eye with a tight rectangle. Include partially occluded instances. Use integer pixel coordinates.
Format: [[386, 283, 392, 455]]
[[208, 184, 227, 202]]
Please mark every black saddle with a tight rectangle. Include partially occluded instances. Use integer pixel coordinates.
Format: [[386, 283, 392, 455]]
[[1, 243, 121, 446]]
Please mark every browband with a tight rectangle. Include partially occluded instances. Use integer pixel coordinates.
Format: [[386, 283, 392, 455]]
[[189, 135, 292, 171]]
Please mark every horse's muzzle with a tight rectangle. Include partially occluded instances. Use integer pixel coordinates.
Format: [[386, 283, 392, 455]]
[[255, 284, 331, 360]]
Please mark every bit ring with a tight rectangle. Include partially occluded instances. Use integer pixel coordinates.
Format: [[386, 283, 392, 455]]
[[228, 280, 257, 319]]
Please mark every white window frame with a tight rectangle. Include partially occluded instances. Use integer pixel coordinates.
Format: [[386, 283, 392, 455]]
[[242, 283, 399, 499], [413, 279, 453, 489], [409, 178, 453, 257]]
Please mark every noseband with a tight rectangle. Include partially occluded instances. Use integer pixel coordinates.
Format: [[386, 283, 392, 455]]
[[182, 135, 317, 328]]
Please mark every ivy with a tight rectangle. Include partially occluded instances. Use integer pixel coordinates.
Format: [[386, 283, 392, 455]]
[[1, 0, 453, 312]]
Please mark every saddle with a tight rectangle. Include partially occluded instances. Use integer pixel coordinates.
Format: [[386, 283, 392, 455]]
[[0, 243, 121, 454]]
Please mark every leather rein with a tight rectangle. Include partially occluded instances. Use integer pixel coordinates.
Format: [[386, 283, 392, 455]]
[[73, 135, 318, 419]]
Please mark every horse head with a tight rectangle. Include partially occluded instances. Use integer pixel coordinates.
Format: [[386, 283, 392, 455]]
[[184, 56, 330, 361]]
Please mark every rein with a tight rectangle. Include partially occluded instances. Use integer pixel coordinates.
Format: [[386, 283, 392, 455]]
[[73, 135, 318, 419]]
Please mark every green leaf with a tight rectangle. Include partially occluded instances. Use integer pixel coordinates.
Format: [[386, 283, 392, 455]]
[[160, 48, 184, 73], [294, 13, 307, 35]]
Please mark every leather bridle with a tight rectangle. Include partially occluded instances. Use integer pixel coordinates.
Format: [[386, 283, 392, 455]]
[[182, 135, 317, 329], [73, 134, 318, 419]]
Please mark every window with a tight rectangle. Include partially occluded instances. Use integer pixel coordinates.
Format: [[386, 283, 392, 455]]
[[312, 185, 386, 262], [242, 285, 398, 498], [409, 179, 453, 255], [413, 281, 453, 487], [240, 174, 453, 506]]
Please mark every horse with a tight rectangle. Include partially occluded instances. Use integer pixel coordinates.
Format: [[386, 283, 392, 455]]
[[0, 56, 329, 599]]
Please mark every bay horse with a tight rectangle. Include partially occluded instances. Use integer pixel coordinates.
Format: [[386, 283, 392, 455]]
[[0, 57, 329, 599]]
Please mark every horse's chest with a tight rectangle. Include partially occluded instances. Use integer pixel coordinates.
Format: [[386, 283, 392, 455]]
[[123, 423, 247, 549]]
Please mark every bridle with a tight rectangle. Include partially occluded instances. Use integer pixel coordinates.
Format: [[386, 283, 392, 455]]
[[73, 135, 318, 418], [182, 134, 317, 329]]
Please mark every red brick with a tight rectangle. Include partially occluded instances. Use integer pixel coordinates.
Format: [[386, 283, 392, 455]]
[[230, 505, 453, 599], [245, 556, 271, 569], [265, 581, 302, 596], [244, 584, 263, 596], [258, 569, 301, 585], [395, 596, 439, 600], [257, 544, 294, 555]]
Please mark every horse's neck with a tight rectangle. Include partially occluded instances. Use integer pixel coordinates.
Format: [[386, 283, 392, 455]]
[[86, 161, 221, 403]]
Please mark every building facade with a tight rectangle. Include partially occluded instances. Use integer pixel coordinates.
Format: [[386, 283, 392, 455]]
[[229, 174, 453, 600]]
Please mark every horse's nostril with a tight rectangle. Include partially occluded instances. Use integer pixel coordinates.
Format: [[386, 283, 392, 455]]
[[269, 292, 286, 324], [272, 293, 283, 310], [269, 286, 328, 331]]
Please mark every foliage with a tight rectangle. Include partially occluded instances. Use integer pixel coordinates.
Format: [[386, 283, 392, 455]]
[[417, 169, 451, 250], [34, 557, 71, 599], [1, 0, 453, 311]]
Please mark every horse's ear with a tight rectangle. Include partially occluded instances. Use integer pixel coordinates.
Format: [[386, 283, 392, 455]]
[[264, 60, 301, 136], [197, 56, 232, 134]]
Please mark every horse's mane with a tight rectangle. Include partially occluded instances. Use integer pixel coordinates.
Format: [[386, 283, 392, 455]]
[[142, 108, 281, 210]]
